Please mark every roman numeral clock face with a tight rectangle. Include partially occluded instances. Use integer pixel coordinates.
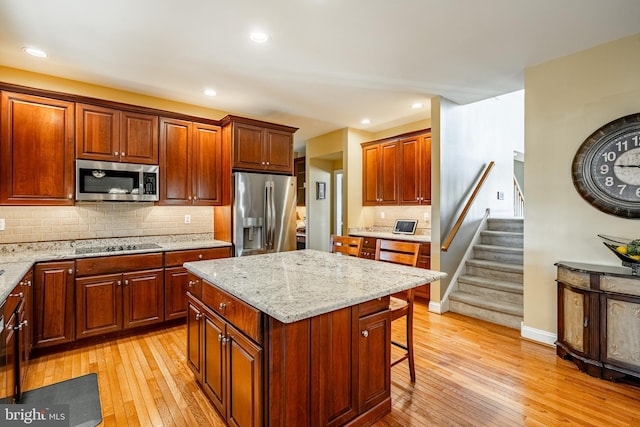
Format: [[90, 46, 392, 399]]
[[572, 113, 640, 218]]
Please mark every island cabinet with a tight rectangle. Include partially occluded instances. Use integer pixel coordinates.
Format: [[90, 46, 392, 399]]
[[187, 288, 263, 427], [0, 91, 75, 205], [33, 261, 76, 349], [222, 115, 297, 175], [75, 253, 164, 339], [159, 118, 226, 206], [188, 279, 391, 427], [76, 103, 159, 164], [556, 262, 640, 381], [164, 247, 232, 320]]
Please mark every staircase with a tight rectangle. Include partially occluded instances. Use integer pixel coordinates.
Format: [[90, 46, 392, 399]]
[[449, 218, 523, 329]]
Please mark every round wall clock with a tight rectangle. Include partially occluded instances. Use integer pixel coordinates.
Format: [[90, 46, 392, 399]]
[[572, 113, 640, 219]]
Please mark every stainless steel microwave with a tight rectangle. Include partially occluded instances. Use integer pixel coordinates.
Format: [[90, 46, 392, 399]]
[[76, 159, 159, 202]]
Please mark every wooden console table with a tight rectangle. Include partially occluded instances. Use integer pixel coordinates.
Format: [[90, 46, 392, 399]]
[[556, 261, 640, 381]]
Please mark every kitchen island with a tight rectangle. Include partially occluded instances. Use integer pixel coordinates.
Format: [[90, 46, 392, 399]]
[[184, 249, 446, 427]]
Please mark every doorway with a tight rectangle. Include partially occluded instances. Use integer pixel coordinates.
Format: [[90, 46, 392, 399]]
[[334, 170, 343, 235]]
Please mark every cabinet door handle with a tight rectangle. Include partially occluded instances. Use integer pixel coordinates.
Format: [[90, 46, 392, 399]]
[[198, 254, 203, 259], [114, 152, 119, 156], [584, 318, 589, 328], [361, 330, 369, 338], [188, 196, 192, 201], [266, 161, 270, 165], [219, 302, 226, 311], [117, 280, 122, 286], [124, 279, 129, 285], [195, 313, 203, 320], [188, 280, 195, 288], [68, 193, 73, 199], [68, 269, 74, 275], [9, 292, 24, 299], [121, 152, 125, 156]]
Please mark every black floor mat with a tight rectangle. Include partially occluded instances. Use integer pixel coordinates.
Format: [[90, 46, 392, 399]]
[[20, 373, 102, 427]]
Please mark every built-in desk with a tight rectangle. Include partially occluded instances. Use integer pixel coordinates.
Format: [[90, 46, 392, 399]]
[[185, 249, 446, 426]]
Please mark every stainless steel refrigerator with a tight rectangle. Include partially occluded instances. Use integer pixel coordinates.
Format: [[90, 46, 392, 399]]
[[233, 172, 297, 257]]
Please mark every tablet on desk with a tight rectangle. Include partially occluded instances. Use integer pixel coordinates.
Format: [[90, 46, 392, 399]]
[[392, 219, 418, 235]]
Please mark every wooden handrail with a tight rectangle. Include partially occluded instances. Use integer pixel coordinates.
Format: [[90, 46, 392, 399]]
[[441, 161, 495, 252]]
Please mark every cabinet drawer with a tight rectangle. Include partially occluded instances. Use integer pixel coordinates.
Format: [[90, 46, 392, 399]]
[[76, 253, 163, 276], [358, 295, 390, 317], [165, 247, 232, 267], [202, 281, 262, 344]]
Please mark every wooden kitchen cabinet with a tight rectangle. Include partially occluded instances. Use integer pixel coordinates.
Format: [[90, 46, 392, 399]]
[[187, 293, 263, 427], [76, 103, 159, 164], [222, 115, 297, 175], [159, 118, 225, 206], [399, 133, 432, 205], [164, 247, 232, 320], [75, 253, 164, 339], [33, 261, 75, 349], [358, 307, 391, 412], [0, 91, 75, 205], [362, 140, 400, 205]]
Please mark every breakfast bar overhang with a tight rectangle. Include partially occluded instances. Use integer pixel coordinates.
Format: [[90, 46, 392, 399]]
[[184, 249, 446, 426]]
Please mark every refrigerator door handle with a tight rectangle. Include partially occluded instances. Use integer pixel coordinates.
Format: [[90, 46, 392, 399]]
[[265, 181, 275, 250], [269, 182, 276, 250]]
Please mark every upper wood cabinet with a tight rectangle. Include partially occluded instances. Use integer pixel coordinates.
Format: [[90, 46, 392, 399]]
[[159, 118, 226, 206], [222, 116, 297, 175], [362, 140, 400, 205], [76, 103, 159, 164], [399, 133, 431, 205], [362, 129, 431, 206], [0, 91, 75, 205]]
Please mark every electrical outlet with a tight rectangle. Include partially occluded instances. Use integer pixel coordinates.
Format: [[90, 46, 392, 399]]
[[184, 214, 191, 224], [380, 211, 385, 219], [0, 218, 4, 231], [497, 191, 504, 200], [423, 211, 429, 221]]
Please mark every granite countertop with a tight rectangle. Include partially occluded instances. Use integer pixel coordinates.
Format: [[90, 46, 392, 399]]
[[185, 249, 446, 324], [0, 234, 232, 303], [348, 230, 431, 243]]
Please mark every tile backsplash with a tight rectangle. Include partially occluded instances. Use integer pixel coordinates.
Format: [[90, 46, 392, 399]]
[[0, 203, 213, 244], [368, 206, 431, 234]]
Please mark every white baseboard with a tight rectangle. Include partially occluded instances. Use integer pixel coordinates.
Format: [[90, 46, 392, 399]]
[[521, 322, 557, 346], [428, 301, 444, 314]]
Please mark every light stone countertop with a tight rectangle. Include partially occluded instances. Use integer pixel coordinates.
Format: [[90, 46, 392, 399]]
[[0, 235, 232, 303], [184, 249, 446, 324]]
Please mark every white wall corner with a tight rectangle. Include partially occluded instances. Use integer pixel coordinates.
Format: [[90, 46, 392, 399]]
[[520, 322, 557, 346]]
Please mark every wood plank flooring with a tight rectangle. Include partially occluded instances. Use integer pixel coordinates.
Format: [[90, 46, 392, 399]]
[[23, 303, 640, 426]]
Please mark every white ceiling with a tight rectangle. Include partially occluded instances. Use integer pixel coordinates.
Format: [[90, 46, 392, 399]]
[[1, 0, 639, 152]]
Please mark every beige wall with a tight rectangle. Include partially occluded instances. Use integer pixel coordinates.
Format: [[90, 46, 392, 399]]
[[0, 66, 228, 120], [524, 33, 640, 336]]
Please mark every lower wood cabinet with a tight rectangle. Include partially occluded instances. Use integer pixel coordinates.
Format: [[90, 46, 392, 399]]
[[556, 261, 640, 381], [187, 294, 262, 427], [75, 269, 164, 339], [33, 261, 75, 349], [75, 253, 164, 339]]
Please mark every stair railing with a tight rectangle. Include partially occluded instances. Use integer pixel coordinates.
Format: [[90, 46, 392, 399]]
[[513, 176, 524, 218], [441, 161, 495, 252]]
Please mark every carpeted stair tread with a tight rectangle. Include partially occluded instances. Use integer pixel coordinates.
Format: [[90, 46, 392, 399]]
[[458, 274, 523, 294], [450, 291, 523, 317], [465, 258, 523, 273]]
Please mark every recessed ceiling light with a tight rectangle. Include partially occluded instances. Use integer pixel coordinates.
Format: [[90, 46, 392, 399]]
[[204, 88, 216, 97], [361, 118, 371, 125], [23, 47, 47, 58], [411, 102, 423, 109], [250, 32, 269, 43]]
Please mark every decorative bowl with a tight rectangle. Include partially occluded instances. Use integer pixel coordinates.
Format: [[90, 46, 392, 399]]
[[598, 234, 640, 275]]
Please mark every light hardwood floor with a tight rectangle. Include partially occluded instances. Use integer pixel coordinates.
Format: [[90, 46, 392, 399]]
[[24, 303, 640, 426]]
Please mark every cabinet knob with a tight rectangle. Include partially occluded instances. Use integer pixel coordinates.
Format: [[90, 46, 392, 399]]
[[193, 196, 198, 201], [124, 279, 129, 285], [188, 196, 192, 201], [188, 280, 195, 288], [266, 161, 270, 165], [198, 254, 203, 259], [195, 313, 203, 320], [117, 280, 122, 286], [68, 194, 73, 199], [584, 318, 589, 328], [361, 330, 369, 338], [219, 302, 226, 311], [114, 152, 119, 156], [121, 152, 125, 156], [68, 269, 74, 275]]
